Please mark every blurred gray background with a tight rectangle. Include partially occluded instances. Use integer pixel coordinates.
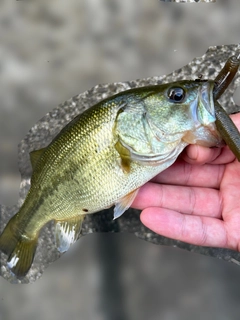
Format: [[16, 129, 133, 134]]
[[1, 0, 240, 319]]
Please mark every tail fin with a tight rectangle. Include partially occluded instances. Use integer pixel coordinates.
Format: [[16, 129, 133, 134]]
[[0, 216, 38, 278]]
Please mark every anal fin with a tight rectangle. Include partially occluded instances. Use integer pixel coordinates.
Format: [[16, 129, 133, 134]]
[[55, 215, 85, 253], [114, 189, 139, 220]]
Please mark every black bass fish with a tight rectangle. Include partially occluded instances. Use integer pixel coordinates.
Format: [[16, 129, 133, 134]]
[[0, 54, 239, 278]]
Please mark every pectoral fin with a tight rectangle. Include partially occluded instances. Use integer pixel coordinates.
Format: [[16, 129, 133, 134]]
[[55, 215, 85, 253], [114, 189, 139, 220]]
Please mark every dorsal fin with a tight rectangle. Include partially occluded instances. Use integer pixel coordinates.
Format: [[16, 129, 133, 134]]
[[29, 148, 46, 169]]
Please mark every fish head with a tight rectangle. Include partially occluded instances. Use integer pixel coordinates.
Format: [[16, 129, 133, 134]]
[[142, 80, 223, 148]]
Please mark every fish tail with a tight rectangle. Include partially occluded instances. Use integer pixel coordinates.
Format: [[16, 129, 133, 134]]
[[0, 216, 38, 278]]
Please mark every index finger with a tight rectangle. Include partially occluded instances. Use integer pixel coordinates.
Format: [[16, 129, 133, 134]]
[[152, 159, 224, 189], [140, 208, 228, 249]]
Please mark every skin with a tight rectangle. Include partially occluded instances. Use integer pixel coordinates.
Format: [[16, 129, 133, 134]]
[[132, 113, 240, 252]]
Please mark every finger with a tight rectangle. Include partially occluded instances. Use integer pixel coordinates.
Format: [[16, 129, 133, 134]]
[[152, 159, 224, 189], [182, 145, 235, 165], [140, 208, 228, 248], [231, 113, 240, 129], [218, 160, 240, 220], [180, 111, 240, 165], [181, 145, 222, 165], [210, 113, 240, 164], [208, 146, 236, 164], [133, 182, 222, 218]]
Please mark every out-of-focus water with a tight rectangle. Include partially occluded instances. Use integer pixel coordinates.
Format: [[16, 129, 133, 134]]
[[1, 1, 240, 319]]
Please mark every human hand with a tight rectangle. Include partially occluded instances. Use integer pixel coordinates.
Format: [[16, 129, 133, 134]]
[[132, 114, 240, 251]]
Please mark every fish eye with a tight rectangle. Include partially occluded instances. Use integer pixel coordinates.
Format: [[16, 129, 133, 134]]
[[167, 87, 185, 103]]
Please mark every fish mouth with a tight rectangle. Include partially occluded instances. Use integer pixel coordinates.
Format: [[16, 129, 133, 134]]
[[188, 81, 216, 127], [198, 81, 223, 146], [182, 123, 223, 147], [197, 81, 216, 124], [183, 81, 223, 147]]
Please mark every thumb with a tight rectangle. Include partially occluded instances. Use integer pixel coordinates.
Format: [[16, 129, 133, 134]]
[[181, 145, 222, 165]]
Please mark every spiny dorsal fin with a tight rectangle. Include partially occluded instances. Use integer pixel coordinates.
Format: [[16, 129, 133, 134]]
[[29, 148, 46, 169]]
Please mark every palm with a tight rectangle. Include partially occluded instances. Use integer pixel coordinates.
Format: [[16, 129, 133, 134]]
[[132, 132, 240, 251]]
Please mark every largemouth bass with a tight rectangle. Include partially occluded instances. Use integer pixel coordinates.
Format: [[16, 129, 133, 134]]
[[0, 55, 239, 278]]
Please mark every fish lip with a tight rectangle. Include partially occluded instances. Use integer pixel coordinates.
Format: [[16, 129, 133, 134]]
[[185, 81, 223, 146], [197, 81, 216, 123]]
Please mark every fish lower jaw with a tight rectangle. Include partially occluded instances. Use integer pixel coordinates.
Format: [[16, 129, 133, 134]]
[[182, 125, 223, 147]]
